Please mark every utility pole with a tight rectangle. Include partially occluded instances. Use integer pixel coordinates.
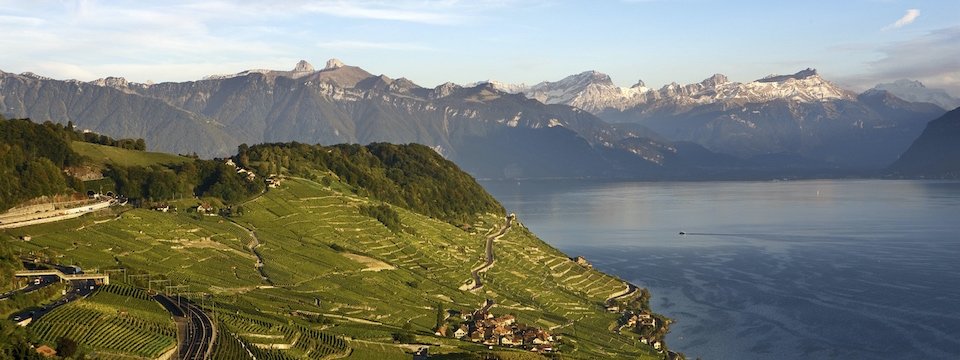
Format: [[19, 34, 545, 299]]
[[149, 279, 170, 293]]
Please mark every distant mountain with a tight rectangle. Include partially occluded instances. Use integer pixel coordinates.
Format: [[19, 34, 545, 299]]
[[888, 107, 960, 179], [870, 79, 960, 111], [0, 71, 237, 157], [485, 68, 945, 168], [1, 61, 734, 180]]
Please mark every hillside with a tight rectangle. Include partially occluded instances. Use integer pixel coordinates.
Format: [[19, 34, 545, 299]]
[[71, 141, 191, 168], [1, 127, 676, 358], [888, 107, 960, 178], [3, 179, 671, 359]]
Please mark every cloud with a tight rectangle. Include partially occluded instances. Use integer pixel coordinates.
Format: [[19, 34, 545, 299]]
[[838, 26, 960, 96], [301, 1, 468, 25], [886, 9, 920, 30], [315, 40, 434, 51]]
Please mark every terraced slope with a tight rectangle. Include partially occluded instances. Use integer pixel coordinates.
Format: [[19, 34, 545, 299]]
[[4, 177, 665, 358], [28, 285, 176, 358]]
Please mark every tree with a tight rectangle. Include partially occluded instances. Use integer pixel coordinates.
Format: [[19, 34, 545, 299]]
[[56, 336, 78, 358]]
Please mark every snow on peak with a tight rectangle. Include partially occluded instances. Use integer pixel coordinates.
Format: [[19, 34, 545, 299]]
[[293, 60, 315, 73], [90, 76, 129, 88], [871, 79, 960, 110], [465, 80, 530, 94], [507, 68, 855, 113], [324, 58, 346, 70]]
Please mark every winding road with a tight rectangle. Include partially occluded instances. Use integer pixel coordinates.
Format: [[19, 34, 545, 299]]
[[467, 215, 513, 292]]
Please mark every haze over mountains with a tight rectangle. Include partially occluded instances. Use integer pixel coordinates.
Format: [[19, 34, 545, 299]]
[[0, 60, 951, 179]]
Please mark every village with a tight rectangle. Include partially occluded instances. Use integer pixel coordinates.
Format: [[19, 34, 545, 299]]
[[434, 302, 557, 353]]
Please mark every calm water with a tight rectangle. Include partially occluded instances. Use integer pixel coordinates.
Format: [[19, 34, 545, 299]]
[[482, 179, 960, 360]]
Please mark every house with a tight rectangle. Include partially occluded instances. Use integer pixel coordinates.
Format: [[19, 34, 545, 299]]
[[196, 203, 213, 214], [469, 330, 484, 343], [572, 256, 592, 268], [152, 204, 170, 212], [653, 341, 662, 350], [434, 324, 448, 337], [532, 333, 552, 345], [454, 325, 469, 339], [640, 317, 656, 327], [496, 314, 516, 326], [640, 337, 649, 345], [35, 345, 57, 358], [500, 335, 523, 346]]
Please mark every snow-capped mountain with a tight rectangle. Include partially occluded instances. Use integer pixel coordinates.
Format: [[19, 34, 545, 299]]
[[482, 68, 855, 113], [477, 68, 944, 167], [871, 79, 960, 111]]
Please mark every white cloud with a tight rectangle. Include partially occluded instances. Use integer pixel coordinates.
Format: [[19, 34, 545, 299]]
[[886, 9, 920, 30], [301, 1, 468, 25], [838, 26, 960, 96], [315, 40, 434, 51]]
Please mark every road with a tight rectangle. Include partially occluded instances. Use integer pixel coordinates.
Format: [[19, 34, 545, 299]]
[[0, 275, 60, 301], [468, 215, 513, 291], [155, 295, 216, 360], [8, 279, 97, 323], [227, 220, 274, 286]]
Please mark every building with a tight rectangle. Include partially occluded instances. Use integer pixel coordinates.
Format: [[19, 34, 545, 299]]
[[35, 345, 57, 358]]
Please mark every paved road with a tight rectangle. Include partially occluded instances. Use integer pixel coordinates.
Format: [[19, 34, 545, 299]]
[[8, 279, 97, 322], [0, 275, 60, 301], [156, 295, 215, 360], [468, 215, 513, 291]]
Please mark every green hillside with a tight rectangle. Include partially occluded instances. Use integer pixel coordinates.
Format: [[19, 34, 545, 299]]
[[71, 141, 191, 168], [1, 120, 674, 358], [4, 175, 669, 358]]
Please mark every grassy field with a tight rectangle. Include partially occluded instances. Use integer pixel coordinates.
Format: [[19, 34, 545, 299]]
[[72, 141, 191, 167], [3, 176, 666, 359]]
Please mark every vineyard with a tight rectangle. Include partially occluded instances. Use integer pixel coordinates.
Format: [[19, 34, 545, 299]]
[[209, 307, 349, 360], [28, 284, 176, 358]]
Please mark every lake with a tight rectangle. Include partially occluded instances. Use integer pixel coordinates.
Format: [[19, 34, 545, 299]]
[[482, 179, 960, 360]]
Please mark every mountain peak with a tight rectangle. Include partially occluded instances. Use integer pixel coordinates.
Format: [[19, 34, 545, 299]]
[[757, 68, 819, 83], [293, 60, 315, 73], [872, 79, 960, 110], [890, 79, 926, 89], [700, 73, 729, 87], [573, 70, 613, 86], [324, 58, 346, 70], [631, 79, 647, 88]]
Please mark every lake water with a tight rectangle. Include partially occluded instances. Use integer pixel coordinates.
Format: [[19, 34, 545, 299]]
[[482, 179, 960, 360]]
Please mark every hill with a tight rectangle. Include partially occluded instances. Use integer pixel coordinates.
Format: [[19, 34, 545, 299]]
[[888, 107, 960, 178], [0, 127, 677, 358]]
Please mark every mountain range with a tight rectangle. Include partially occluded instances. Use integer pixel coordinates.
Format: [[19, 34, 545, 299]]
[[480, 68, 947, 169], [0, 61, 951, 179]]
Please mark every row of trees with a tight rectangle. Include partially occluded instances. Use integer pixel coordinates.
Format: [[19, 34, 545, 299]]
[[104, 159, 263, 203], [0, 117, 85, 212]]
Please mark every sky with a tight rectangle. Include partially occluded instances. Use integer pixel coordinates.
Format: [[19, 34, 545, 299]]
[[1, 0, 958, 95]]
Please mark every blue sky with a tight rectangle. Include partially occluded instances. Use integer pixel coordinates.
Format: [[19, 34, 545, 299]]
[[1, 0, 958, 95]]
